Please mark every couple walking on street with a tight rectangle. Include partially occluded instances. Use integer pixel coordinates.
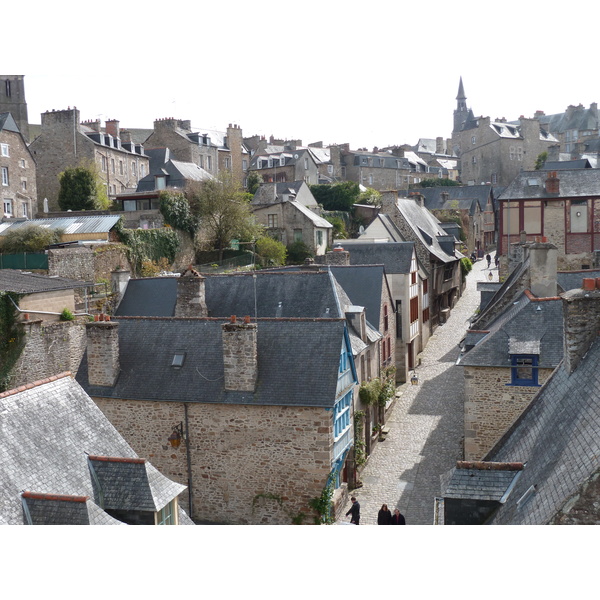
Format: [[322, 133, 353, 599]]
[[377, 504, 406, 525], [346, 497, 406, 525]]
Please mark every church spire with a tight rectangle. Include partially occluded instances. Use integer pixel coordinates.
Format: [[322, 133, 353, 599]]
[[453, 76, 469, 134]]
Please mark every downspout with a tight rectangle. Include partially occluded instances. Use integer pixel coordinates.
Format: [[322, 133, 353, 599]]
[[184, 403, 194, 517]]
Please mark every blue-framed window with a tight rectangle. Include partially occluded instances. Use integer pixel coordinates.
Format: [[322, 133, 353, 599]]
[[334, 392, 352, 440], [509, 355, 539, 386]]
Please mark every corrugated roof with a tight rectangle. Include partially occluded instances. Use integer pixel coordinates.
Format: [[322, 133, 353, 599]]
[[0, 215, 121, 237]]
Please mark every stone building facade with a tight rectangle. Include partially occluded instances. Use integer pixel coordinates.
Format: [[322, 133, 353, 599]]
[[28, 108, 149, 211], [463, 365, 554, 460], [92, 396, 333, 524], [0, 75, 29, 142], [0, 112, 37, 219]]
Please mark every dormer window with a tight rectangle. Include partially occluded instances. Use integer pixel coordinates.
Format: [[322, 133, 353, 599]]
[[509, 355, 539, 386]]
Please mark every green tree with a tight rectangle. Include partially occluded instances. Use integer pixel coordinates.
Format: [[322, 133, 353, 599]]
[[535, 151, 548, 170], [417, 178, 461, 188], [325, 216, 347, 239], [159, 190, 198, 234], [58, 161, 109, 210], [286, 240, 313, 264], [0, 224, 62, 254], [357, 187, 382, 205], [255, 236, 287, 266], [186, 172, 263, 260], [309, 181, 360, 211], [247, 171, 263, 195]]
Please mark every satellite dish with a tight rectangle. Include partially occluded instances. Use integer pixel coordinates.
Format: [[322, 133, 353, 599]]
[[359, 225, 365, 235], [294, 154, 299, 159]]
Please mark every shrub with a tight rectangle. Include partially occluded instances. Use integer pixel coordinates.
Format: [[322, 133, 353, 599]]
[[0, 224, 62, 254], [255, 236, 287, 266], [286, 240, 313, 265], [60, 308, 74, 321]]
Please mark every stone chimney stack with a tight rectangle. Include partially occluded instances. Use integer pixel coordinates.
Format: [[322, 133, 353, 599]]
[[528, 241, 557, 298], [545, 171, 560, 194], [562, 279, 600, 374], [379, 190, 398, 214], [222, 316, 258, 392], [86, 319, 119, 387], [322, 247, 350, 266], [175, 267, 208, 317]]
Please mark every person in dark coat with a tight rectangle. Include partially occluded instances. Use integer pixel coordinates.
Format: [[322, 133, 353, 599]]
[[486, 253, 491, 268], [390, 508, 406, 525], [377, 504, 392, 525], [346, 497, 360, 524]]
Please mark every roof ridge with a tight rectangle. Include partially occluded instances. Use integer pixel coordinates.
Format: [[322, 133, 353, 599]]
[[21, 491, 89, 503], [88, 455, 145, 464], [0, 371, 72, 399]]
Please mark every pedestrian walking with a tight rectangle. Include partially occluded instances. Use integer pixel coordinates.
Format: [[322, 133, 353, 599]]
[[346, 497, 360, 524], [377, 503, 392, 525], [495, 255, 499, 269], [390, 508, 406, 525], [486, 253, 491, 268]]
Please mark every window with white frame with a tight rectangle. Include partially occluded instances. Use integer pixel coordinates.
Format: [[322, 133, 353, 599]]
[[1, 166, 8, 186], [1, 143, 9, 157], [156, 499, 177, 525], [327, 164, 333, 174], [19, 158, 26, 168], [242, 159, 248, 170], [21, 179, 26, 191], [22, 202, 28, 218], [267, 214, 278, 228], [3, 198, 12, 216], [207, 156, 212, 170]]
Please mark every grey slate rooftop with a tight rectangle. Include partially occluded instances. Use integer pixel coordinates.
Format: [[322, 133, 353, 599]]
[[0, 373, 188, 525], [115, 270, 345, 319], [498, 168, 600, 200], [458, 292, 564, 369], [442, 462, 523, 502], [335, 241, 415, 274], [0, 269, 92, 293], [77, 317, 347, 409]]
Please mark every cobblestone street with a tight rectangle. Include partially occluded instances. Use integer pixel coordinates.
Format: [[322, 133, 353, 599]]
[[338, 255, 496, 525]]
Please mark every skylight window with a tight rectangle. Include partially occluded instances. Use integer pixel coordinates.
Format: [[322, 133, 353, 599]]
[[171, 352, 186, 368]]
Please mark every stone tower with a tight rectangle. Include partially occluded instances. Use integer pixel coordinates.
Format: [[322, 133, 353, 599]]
[[0, 75, 29, 142]]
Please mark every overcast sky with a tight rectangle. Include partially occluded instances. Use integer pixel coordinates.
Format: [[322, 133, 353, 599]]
[[5, 1, 599, 152]]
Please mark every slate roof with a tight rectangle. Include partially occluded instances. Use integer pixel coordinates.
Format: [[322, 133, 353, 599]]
[[417, 185, 492, 216], [328, 265, 386, 331], [498, 169, 600, 200], [115, 271, 345, 319], [458, 292, 564, 369], [77, 317, 347, 409], [338, 241, 414, 274], [543, 159, 592, 170], [442, 463, 523, 502], [0, 269, 92, 293], [535, 105, 599, 134], [557, 269, 600, 293], [136, 147, 213, 192], [484, 336, 600, 524], [290, 200, 332, 228], [395, 198, 460, 263], [0, 373, 188, 525], [0, 112, 20, 134], [252, 181, 306, 205]]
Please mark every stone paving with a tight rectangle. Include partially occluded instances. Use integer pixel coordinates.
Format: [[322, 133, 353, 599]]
[[338, 254, 497, 525]]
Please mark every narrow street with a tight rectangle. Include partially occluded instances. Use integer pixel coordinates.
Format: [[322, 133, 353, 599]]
[[338, 254, 495, 525]]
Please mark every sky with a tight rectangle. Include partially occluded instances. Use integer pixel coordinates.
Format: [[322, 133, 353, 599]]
[[5, 1, 600, 152]]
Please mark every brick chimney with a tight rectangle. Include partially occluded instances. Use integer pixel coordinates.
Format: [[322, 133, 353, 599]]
[[545, 171, 560, 194], [86, 320, 119, 387], [527, 241, 557, 298], [561, 280, 600, 374], [222, 316, 258, 391], [175, 267, 208, 317], [105, 119, 120, 140]]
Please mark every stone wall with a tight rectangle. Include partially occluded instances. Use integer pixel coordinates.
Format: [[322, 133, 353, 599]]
[[463, 366, 554, 460], [9, 319, 87, 388], [92, 396, 334, 524]]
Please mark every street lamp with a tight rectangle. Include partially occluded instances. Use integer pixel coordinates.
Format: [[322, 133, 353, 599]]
[[410, 371, 419, 385], [168, 422, 185, 448]]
